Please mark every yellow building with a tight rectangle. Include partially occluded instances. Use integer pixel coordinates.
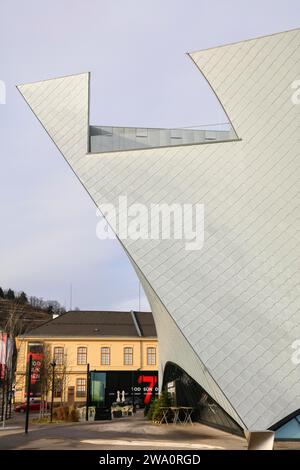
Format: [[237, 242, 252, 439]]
[[15, 311, 158, 407]]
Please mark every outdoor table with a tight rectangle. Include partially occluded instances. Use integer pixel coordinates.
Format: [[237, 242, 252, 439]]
[[159, 407, 170, 424], [170, 406, 182, 424], [180, 406, 194, 425]]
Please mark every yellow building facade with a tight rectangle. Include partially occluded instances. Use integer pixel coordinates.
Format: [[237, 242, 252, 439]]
[[15, 311, 158, 406]]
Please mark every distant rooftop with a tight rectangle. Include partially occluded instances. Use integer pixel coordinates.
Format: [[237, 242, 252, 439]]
[[90, 124, 237, 153], [22, 310, 157, 338]]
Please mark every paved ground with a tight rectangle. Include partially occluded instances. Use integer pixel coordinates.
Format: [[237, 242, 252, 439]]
[[0, 412, 299, 450]]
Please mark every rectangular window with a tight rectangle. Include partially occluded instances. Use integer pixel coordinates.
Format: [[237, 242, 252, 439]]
[[54, 378, 62, 398], [147, 347, 156, 365], [76, 378, 86, 397], [123, 347, 133, 365], [136, 128, 148, 137], [170, 129, 182, 139], [77, 347, 87, 365], [54, 347, 64, 365], [101, 347, 110, 365]]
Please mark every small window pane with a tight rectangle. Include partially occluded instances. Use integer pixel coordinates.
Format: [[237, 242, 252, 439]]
[[170, 129, 182, 139], [136, 128, 148, 137]]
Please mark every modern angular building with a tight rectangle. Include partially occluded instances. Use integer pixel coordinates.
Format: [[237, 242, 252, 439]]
[[18, 28, 300, 441]]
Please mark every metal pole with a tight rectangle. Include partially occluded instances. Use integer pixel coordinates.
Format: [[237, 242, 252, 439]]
[[70, 284, 73, 311], [50, 361, 56, 422], [5, 368, 9, 420], [1, 366, 6, 427], [85, 363, 90, 421], [138, 282, 141, 312], [132, 370, 135, 409], [8, 392, 12, 419], [141, 374, 144, 406], [8, 354, 14, 419], [1, 334, 8, 424], [0, 365, 4, 423], [0, 363, 2, 423], [25, 354, 32, 434]]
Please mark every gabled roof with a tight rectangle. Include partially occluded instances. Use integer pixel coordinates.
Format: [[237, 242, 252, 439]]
[[22, 310, 156, 338]]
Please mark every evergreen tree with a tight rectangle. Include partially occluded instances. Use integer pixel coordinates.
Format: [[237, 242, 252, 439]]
[[0, 287, 4, 298], [47, 304, 54, 314], [18, 291, 28, 304], [6, 288, 15, 300]]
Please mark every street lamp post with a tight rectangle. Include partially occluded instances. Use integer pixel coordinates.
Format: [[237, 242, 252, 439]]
[[131, 370, 135, 409], [50, 361, 56, 423], [132, 368, 141, 412], [85, 363, 90, 422], [25, 354, 32, 434]]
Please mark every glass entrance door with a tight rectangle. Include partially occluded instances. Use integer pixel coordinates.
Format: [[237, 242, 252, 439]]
[[89, 372, 106, 407]]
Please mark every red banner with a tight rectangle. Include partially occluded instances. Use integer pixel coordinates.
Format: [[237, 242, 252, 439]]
[[28, 352, 43, 385], [26, 343, 44, 396]]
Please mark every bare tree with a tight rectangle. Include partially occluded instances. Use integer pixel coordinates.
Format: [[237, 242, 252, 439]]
[[1, 302, 28, 421], [38, 347, 69, 419], [55, 353, 69, 407], [38, 344, 52, 419]]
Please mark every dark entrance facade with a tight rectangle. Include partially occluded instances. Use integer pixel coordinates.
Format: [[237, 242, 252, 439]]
[[163, 362, 243, 436], [89, 370, 158, 408]]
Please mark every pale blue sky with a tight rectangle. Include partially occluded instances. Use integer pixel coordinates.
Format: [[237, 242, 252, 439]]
[[0, 0, 299, 310]]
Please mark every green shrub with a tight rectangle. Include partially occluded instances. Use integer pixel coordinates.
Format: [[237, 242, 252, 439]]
[[144, 403, 151, 417], [146, 391, 171, 423]]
